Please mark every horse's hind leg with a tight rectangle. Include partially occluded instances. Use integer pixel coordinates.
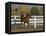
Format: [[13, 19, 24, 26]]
[[27, 22, 30, 29]]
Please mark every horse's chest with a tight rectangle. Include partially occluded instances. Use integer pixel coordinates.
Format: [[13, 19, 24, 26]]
[[22, 17, 29, 22], [24, 15, 26, 17], [23, 16, 27, 19]]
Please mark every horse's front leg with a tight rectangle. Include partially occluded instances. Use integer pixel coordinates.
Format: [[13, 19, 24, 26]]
[[24, 22, 25, 28], [21, 22, 24, 27]]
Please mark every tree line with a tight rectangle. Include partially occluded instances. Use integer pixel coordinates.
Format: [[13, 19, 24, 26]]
[[11, 6, 43, 16]]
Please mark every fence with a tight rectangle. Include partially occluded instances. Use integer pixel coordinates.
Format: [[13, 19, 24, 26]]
[[11, 16, 43, 28]]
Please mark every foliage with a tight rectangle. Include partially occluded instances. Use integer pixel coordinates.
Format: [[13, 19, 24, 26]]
[[11, 6, 43, 16], [31, 7, 39, 16], [13, 6, 31, 16], [39, 8, 43, 16]]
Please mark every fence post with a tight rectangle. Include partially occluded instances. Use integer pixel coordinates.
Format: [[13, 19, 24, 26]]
[[34, 16, 36, 29], [14, 16, 16, 19]]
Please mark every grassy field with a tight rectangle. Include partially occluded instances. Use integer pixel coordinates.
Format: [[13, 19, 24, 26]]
[[11, 24, 43, 32]]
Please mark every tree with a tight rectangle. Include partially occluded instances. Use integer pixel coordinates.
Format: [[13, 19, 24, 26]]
[[31, 7, 39, 16], [14, 6, 31, 16], [39, 8, 43, 16]]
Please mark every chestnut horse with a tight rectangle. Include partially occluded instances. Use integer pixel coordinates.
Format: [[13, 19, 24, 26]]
[[21, 13, 31, 28]]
